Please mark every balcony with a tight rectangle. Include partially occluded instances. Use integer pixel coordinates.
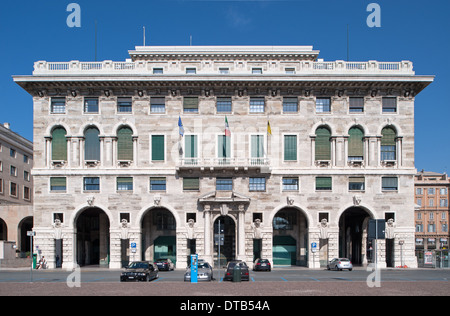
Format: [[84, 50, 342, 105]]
[[177, 157, 271, 173]]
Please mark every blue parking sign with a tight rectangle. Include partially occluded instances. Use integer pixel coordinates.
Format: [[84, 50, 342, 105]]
[[130, 242, 136, 248]]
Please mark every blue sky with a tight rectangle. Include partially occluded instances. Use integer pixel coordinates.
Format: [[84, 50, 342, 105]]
[[1, 0, 449, 173]]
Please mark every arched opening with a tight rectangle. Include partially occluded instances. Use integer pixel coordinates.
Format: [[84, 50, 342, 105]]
[[214, 215, 236, 267], [18, 216, 33, 256], [84, 126, 100, 161], [117, 126, 133, 161], [348, 126, 364, 161], [272, 207, 308, 266], [76, 207, 110, 267], [141, 207, 176, 265], [315, 126, 331, 161], [51, 126, 67, 161], [0, 218, 7, 241], [339, 207, 372, 265], [381, 126, 397, 161]]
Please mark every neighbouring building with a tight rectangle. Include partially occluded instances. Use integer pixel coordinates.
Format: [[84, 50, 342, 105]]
[[13, 45, 433, 269], [414, 170, 450, 267], [0, 122, 34, 256]]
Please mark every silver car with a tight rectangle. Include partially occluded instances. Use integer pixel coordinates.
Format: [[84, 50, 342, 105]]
[[184, 261, 214, 282], [327, 258, 353, 271]]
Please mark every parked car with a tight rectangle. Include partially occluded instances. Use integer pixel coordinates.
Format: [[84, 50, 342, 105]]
[[155, 258, 175, 271], [184, 261, 214, 282], [327, 258, 353, 271], [253, 258, 271, 271], [223, 260, 250, 281], [120, 261, 159, 282]]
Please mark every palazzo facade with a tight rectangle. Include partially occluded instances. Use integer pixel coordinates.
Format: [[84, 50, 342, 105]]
[[13, 46, 433, 269]]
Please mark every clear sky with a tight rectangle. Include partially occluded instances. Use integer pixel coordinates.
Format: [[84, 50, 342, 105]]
[[1, 0, 449, 173]]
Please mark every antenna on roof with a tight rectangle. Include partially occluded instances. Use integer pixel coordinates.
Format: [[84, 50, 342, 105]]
[[143, 26, 146, 46]]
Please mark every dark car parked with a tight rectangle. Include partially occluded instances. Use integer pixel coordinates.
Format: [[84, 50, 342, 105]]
[[253, 258, 271, 271], [155, 258, 175, 271], [120, 261, 159, 282], [223, 260, 250, 281]]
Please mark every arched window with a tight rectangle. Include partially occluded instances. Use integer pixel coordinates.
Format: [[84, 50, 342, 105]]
[[381, 126, 397, 161], [315, 126, 331, 161], [348, 126, 364, 161], [117, 126, 133, 161], [84, 127, 100, 161], [51, 127, 67, 161]]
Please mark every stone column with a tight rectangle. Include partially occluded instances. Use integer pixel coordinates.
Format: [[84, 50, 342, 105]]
[[203, 205, 212, 264], [237, 205, 245, 261]]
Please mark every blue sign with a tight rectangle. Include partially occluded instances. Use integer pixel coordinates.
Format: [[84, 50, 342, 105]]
[[130, 242, 136, 249], [190, 254, 198, 283], [311, 242, 317, 249]]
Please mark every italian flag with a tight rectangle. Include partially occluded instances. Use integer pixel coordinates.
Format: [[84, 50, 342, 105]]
[[225, 116, 231, 137]]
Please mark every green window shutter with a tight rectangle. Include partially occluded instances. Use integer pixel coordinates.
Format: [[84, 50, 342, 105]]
[[381, 127, 396, 146], [348, 127, 364, 157], [152, 135, 165, 161], [117, 127, 133, 161], [284, 135, 297, 161], [51, 127, 67, 161], [251, 135, 264, 158], [84, 127, 100, 161], [183, 97, 198, 110], [183, 177, 199, 191], [316, 177, 332, 190], [315, 127, 331, 160], [185, 135, 198, 158], [218, 135, 231, 158], [50, 177, 67, 190]]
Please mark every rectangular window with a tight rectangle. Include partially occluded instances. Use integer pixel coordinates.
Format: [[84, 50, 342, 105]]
[[117, 177, 133, 191], [184, 135, 198, 160], [217, 97, 232, 113], [382, 177, 398, 191], [428, 188, 435, 195], [440, 199, 448, 207], [416, 188, 423, 195], [10, 182, 17, 197], [249, 97, 265, 113], [251, 135, 265, 159], [283, 97, 298, 113], [429, 199, 434, 207], [51, 97, 66, 114], [349, 177, 365, 191], [316, 97, 331, 113], [381, 145, 396, 161], [416, 224, 423, 233], [249, 177, 266, 191], [0, 178, 3, 194], [183, 97, 199, 113], [23, 155, 29, 164], [417, 198, 422, 206], [252, 68, 263, 74], [440, 188, 448, 195], [183, 177, 200, 191], [24, 186, 30, 200], [10, 148, 16, 158], [430, 212, 434, 220], [150, 177, 166, 191], [117, 97, 132, 113], [316, 177, 332, 191], [217, 135, 231, 159], [10, 166, 17, 177], [349, 97, 364, 113], [150, 97, 166, 113], [84, 177, 100, 191], [428, 224, 436, 233], [153, 68, 163, 74], [382, 97, 397, 113], [282, 177, 299, 191], [216, 177, 233, 191], [50, 177, 67, 191], [24, 171, 30, 182], [285, 68, 295, 74], [219, 68, 229, 74], [151, 135, 165, 161], [284, 135, 297, 161], [84, 97, 99, 113], [186, 68, 196, 74]]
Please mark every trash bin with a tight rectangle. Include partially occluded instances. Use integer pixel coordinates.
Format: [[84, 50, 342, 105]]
[[32, 254, 37, 269], [233, 264, 241, 282]]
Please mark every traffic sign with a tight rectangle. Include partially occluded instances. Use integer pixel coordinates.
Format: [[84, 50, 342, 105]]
[[130, 242, 136, 248], [311, 242, 318, 253]]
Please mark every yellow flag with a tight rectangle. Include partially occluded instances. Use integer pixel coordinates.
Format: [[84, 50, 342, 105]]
[[267, 121, 272, 135]]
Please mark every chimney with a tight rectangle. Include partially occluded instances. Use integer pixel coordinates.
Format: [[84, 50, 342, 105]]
[[3, 123, 10, 129]]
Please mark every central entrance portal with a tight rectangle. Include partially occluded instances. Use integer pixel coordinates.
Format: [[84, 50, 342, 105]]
[[214, 216, 236, 267]]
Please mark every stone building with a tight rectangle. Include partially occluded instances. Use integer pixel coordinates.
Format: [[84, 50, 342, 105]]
[[0, 122, 34, 255], [13, 46, 433, 269], [415, 171, 450, 251]]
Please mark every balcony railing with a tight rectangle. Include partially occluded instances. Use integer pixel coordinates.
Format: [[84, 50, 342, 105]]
[[33, 60, 414, 75], [178, 157, 270, 168]]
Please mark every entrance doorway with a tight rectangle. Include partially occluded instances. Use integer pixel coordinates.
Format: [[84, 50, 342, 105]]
[[272, 207, 308, 266], [76, 208, 110, 267], [214, 215, 236, 267], [141, 207, 177, 264], [339, 207, 371, 265], [18, 217, 33, 255]]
